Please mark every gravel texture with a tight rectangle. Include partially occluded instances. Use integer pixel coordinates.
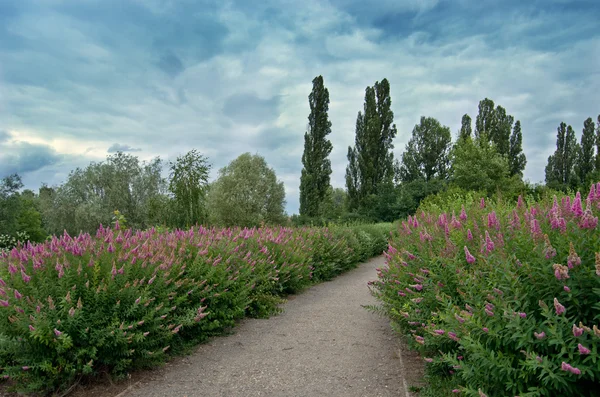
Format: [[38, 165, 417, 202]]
[[119, 255, 413, 397]]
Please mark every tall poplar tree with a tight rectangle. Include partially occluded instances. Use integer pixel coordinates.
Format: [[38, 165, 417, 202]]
[[508, 120, 526, 176], [345, 116, 361, 211], [493, 105, 513, 156], [576, 117, 596, 186], [459, 114, 472, 141], [476, 100, 512, 155], [564, 125, 579, 189], [299, 75, 333, 217], [475, 98, 496, 140], [346, 78, 397, 211], [545, 122, 578, 190], [474, 98, 526, 176], [546, 122, 567, 187], [595, 115, 600, 173]]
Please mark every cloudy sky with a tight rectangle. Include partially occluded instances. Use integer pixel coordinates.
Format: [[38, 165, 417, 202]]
[[1, 0, 599, 214]]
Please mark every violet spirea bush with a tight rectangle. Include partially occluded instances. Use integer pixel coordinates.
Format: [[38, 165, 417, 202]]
[[370, 185, 600, 396], [0, 223, 389, 394]]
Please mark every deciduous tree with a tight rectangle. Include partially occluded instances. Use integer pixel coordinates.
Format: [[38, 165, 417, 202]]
[[399, 116, 452, 183], [451, 135, 515, 196], [576, 117, 596, 186], [299, 76, 333, 217], [345, 78, 397, 212], [508, 120, 527, 176], [168, 149, 211, 227], [595, 115, 600, 173], [545, 122, 579, 190], [207, 153, 286, 227], [493, 105, 513, 156], [459, 114, 472, 141], [475, 98, 496, 141], [0, 174, 24, 236], [39, 153, 167, 234]]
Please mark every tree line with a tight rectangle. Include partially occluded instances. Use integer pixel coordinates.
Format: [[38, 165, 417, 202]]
[[298, 76, 535, 223], [1, 74, 598, 245], [0, 150, 287, 249], [298, 76, 598, 223], [545, 116, 600, 191]]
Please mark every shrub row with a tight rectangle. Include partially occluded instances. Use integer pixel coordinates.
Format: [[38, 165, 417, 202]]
[[370, 186, 600, 396], [0, 223, 390, 394]]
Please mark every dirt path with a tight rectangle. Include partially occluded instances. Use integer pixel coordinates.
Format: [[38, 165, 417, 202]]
[[115, 256, 422, 397]]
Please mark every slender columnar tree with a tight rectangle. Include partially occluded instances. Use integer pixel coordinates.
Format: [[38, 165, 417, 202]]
[[546, 122, 578, 190], [475, 98, 496, 141], [564, 124, 579, 188], [345, 125, 361, 211], [493, 105, 513, 156], [346, 78, 397, 211], [576, 117, 596, 186], [299, 76, 333, 217], [459, 114, 472, 141], [595, 115, 600, 173], [508, 120, 527, 176], [474, 98, 526, 177]]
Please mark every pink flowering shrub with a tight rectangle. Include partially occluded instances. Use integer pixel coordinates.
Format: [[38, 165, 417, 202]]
[[0, 223, 389, 393], [371, 185, 600, 396]]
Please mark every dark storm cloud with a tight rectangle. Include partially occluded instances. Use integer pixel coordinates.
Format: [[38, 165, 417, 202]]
[[0, 141, 62, 177]]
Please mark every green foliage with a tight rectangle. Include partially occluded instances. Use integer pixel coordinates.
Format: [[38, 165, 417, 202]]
[[417, 185, 482, 215], [168, 149, 211, 228], [492, 105, 513, 157], [366, 182, 403, 222], [39, 153, 167, 235], [0, 174, 24, 237], [371, 186, 600, 396], [399, 116, 452, 183], [576, 117, 596, 187], [207, 153, 286, 227], [296, 187, 349, 225], [386, 180, 445, 222], [459, 114, 472, 141], [111, 210, 128, 229], [0, 222, 389, 394], [509, 120, 527, 177], [546, 122, 579, 191], [450, 135, 521, 197], [15, 191, 45, 243], [0, 176, 46, 244], [346, 78, 397, 213], [320, 187, 347, 221], [299, 76, 333, 217], [0, 232, 30, 253], [474, 98, 526, 177], [475, 100, 512, 156], [474, 98, 496, 141], [596, 115, 600, 174]]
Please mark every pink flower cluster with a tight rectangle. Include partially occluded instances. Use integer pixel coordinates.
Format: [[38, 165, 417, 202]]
[[378, 184, 600, 393], [561, 362, 581, 375]]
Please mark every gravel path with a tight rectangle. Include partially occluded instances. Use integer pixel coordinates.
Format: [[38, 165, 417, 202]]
[[123, 256, 414, 397]]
